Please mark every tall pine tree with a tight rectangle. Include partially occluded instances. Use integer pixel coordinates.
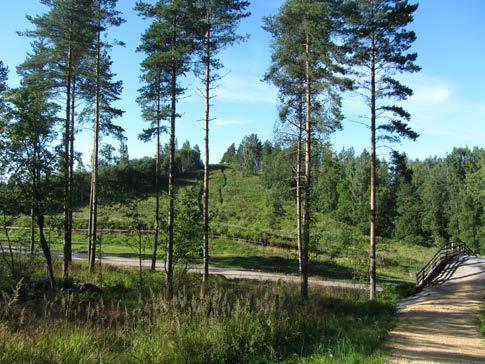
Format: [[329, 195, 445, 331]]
[[80, 0, 125, 273], [193, 0, 250, 284], [345, 0, 420, 299], [136, 0, 198, 298], [21, 0, 97, 277], [264, 0, 348, 299]]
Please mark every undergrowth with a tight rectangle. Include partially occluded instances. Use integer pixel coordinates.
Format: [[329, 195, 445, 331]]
[[0, 257, 398, 363]]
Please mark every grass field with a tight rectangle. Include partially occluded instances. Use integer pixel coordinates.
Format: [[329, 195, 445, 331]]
[[0, 256, 402, 363]]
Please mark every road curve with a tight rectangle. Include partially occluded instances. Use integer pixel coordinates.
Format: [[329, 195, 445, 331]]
[[386, 256, 485, 363]]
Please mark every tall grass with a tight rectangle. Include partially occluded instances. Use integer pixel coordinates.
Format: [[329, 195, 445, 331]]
[[0, 258, 396, 363]]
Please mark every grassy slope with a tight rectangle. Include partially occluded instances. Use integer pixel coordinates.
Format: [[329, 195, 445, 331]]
[[9, 165, 435, 283]]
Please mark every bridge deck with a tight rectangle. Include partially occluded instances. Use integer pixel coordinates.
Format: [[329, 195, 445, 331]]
[[386, 256, 485, 363]]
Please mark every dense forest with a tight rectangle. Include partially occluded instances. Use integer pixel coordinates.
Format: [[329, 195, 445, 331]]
[[222, 136, 484, 252], [0, 0, 483, 362]]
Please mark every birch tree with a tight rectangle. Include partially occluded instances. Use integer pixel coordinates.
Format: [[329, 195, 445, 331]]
[[6, 44, 59, 288]]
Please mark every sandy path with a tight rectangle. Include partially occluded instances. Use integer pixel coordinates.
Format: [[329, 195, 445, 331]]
[[386, 256, 485, 363]]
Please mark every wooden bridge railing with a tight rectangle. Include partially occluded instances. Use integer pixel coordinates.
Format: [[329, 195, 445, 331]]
[[416, 242, 476, 291]]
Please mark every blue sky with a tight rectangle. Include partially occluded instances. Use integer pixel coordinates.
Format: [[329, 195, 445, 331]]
[[1, 0, 484, 164]]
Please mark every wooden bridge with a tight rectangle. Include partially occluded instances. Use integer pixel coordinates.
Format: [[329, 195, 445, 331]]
[[415, 241, 476, 291]]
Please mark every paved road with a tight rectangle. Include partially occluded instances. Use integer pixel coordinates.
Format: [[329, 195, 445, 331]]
[[386, 256, 485, 363]]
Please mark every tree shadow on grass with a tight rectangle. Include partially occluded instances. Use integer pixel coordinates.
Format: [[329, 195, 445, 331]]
[[210, 255, 355, 280]]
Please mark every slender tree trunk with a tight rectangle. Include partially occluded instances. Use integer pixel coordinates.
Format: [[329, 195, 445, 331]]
[[2, 212, 15, 276], [139, 230, 143, 286], [33, 145, 55, 289], [369, 31, 377, 300], [68, 76, 76, 255], [301, 34, 311, 300], [151, 80, 161, 271], [202, 23, 211, 283], [89, 28, 101, 273], [36, 208, 55, 289], [30, 202, 35, 254], [296, 97, 303, 275], [87, 164, 94, 262], [63, 47, 73, 278], [166, 16, 177, 299], [166, 75, 175, 298]]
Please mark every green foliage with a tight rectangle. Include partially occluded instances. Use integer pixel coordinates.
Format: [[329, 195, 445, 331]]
[[0, 60, 8, 124], [192, 0, 250, 77], [345, 0, 420, 143], [78, 0, 126, 142], [220, 143, 237, 164], [135, 0, 197, 98], [174, 186, 203, 264], [20, 0, 97, 98], [99, 143, 117, 166], [176, 141, 203, 173], [237, 133, 263, 174]]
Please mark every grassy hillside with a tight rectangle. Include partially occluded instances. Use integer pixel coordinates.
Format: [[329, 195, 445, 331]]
[[7, 165, 435, 283]]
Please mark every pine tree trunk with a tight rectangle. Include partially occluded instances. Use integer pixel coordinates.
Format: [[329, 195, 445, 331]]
[[68, 76, 75, 257], [151, 81, 161, 271], [89, 28, 101, 273], [296, 97, 303, 276], [166, 15, 177, 299], [166, 73, 175, 298], [202, 23, 211, 283], [369, 31, 377, 300], [87, 156, 94, 262], [301, 34, 311, 300], [63, 47, 73, 278]]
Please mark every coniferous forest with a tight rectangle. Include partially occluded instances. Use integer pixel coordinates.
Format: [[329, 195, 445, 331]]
[[0, 1, 483, 363]]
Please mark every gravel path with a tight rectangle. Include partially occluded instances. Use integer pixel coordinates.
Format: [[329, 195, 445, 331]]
[[386, 256, 485, 363], [66, 251, 371, 291]]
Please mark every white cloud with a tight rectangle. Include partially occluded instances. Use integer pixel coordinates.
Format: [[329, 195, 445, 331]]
[[340, 73, 485, 151], [406, 74, 453, 106], [215, 74, 277, 104], [212, 119, 246, 128], [402, 74, 485, 142]]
